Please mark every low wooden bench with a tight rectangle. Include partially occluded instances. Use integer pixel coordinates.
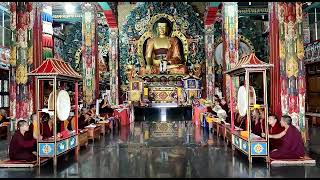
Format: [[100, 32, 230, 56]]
[[212, 121, 218, 135], [96, 122, 107, 136], [78, 129, 88, 148], [0, 158, 49, 168], [85, 126, 101, 143], [225, 124, 232, 145], [270, 156, 316, 166]]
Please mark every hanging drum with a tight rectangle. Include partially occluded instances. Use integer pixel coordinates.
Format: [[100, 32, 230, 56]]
[[56, 90, 71, 121], [237, 86, 256, 117]]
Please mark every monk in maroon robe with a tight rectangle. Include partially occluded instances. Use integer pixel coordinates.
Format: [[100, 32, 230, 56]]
[[251, 110, 263, 136], [38, 113, 53, 139], [9, 120, 40, 162], [269, 115, 305, 159], [25, 113, 37, 141], [268, 116, 285, 150]]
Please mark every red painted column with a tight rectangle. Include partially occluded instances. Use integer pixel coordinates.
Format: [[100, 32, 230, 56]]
[[95, 15, 99, 101], [33, 3, 43, 113], [269, 2, 281, 119]]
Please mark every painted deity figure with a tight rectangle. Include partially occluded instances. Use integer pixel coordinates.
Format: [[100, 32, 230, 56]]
[[143, 20, 187, 75]]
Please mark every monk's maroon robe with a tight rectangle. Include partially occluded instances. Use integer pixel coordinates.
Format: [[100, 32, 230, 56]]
[[40, 122, 53, 139], [252, 121, 263, 137], [9, 131, 37, 162], [270, 125, 305, 159], [269, 122, 285, 150], [24, 123, 34, 140]]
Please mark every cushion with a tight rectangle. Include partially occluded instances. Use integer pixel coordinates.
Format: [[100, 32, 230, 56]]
[[270, 156, 316, 166]]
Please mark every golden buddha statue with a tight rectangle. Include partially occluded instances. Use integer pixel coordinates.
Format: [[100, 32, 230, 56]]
[[142, 21, 187, 75]]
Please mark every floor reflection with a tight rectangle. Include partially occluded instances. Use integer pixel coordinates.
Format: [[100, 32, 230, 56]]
[[0, 121, 320, 178]]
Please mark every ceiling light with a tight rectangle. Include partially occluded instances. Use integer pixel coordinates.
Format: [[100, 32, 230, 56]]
[[65, 3, 75, 14], [249, 2, 251, 6], [307, 2, 312, 6]]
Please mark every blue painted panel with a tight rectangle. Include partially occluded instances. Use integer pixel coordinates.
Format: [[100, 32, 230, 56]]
[[69, 136, 77, 149], [38, 143, 54, 157], [56, 140, 68, 155], [241, 140, 248, 153], [251, 142, 267, 155], [233, 135, 240, 147]]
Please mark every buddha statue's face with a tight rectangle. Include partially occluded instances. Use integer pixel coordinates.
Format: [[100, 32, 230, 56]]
[[157, 23, 167, 36]]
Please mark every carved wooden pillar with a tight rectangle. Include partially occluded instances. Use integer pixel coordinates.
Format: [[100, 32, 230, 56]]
[[204, 4, 219, 102], [222, 2, 239, 103], [32, 2, 43, 113], [269, 2, 281, 119], [9, 2, 34, 119], [205, 24, 215, 103]]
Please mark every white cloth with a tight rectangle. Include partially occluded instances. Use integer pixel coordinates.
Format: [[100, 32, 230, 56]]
[[43, 21, 53, 35], [43, 6, 52, 15]]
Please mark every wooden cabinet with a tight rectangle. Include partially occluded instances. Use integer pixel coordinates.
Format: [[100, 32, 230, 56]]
[[306, 63, 320, 113]]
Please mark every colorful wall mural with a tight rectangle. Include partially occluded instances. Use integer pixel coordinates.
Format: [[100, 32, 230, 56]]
[[64, 22, 82, 72], [53, 26, 65, 60], [97, 24, 110, 93]]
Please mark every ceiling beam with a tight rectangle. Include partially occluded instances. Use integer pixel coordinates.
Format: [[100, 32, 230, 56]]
[[205, 2, 221, 26], [303, 2, 320, 12], [97, 2, 117, 28]]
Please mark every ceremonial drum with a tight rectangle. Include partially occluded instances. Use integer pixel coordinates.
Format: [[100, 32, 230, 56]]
[[237, 86, 256, 117], [48, 90, 71, 121]]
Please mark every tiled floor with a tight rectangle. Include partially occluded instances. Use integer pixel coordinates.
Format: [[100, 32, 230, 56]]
[[0, 121, 320, 178]]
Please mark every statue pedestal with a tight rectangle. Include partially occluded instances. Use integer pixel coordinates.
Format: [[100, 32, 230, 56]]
[[140, 74, 185, 104]]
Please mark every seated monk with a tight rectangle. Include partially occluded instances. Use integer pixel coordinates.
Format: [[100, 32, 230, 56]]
[[99, 95, 114, 118], [251, 110, 263, 137], [79, 113, 93, 129], [0, 108, 9, 123], [40, 113, 53, 139], [9, 120, 41, 162], [25, 113, 37, 141], [234, 110, 246, 130], [268, 115, 285, 150], [219, 98, 230, 124], [269, 115, 305, 159]]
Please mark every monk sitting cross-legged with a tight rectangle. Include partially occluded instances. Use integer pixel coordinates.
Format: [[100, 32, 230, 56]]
[[267, 115, 285, 150], [9, 120, 42, 162], [269, 115, 305, 160]]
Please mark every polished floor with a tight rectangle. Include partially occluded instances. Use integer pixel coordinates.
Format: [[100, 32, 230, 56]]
[[0, 121, 320, 178]]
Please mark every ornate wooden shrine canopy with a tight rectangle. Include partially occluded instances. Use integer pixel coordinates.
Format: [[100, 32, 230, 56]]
[[28, 58, 82, 79], [225, 53, 273, 75]]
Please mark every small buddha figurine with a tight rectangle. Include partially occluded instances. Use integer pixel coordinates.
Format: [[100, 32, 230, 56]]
[[143, 20, 187, 75]]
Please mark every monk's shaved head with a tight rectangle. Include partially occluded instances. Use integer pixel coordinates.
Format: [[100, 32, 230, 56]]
[[17, 120, 28, 129], [281, 115, 292, 125]]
